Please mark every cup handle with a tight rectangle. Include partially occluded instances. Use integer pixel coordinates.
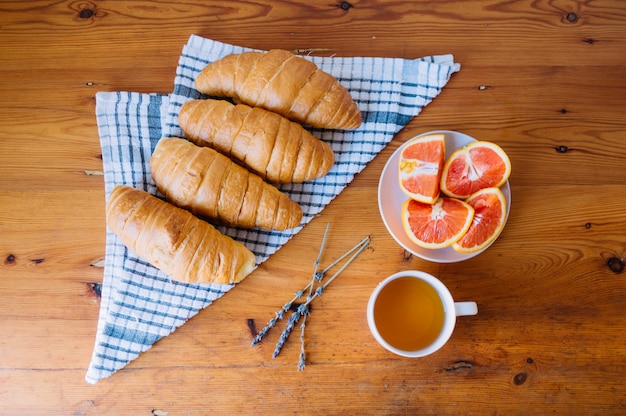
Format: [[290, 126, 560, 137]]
[[454, 301, 478, 316]]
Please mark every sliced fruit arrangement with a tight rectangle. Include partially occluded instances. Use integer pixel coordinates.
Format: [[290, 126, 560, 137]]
[[440, 141, 511, 199], [398, 133, 445, 204], [402, 197, 474, 249], [398, 135, 511, 253]]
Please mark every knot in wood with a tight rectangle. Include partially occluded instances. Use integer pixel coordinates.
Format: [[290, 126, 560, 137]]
[[338, 1, 353, 11], [606, 257, 625, 274], [556, 145, 569, 153], [79, 8, 94, 19], [513, 372, 527, 385]]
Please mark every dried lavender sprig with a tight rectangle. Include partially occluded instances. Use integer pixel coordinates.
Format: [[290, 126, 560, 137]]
[[275, 235, 371, 362], [297, 314, 309, 371], [296, 305, 311, 370], [297, 224, 331, 369], [251, 286, 312, 346], [252, 224, 330, 347], [251, 308, 283, 345], [273, 304, 307, 358]]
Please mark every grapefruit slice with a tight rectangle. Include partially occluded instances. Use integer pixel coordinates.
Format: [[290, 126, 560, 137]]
[[401, 197, 474, 249], [398, 134, 446, 204], [440, 141, 511, 199], [453, 187, 507, 253]]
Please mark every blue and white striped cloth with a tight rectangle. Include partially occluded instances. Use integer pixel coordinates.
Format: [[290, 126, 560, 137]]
[[86, 34, 460, 384]]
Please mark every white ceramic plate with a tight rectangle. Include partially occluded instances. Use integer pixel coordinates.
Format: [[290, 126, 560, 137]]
[[378, 130, 511, 263]]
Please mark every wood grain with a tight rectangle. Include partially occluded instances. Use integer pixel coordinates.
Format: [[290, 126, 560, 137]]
[[1, 0, 626, 414]]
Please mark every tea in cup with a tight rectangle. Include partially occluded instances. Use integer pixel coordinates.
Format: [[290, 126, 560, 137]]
[[367, 270, 477, 357]]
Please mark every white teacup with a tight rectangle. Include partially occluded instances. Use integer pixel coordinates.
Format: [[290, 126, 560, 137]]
[[367, 270, 478, 357]]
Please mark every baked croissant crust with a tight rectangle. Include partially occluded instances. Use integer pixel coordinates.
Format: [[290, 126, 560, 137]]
[[150, 137, 303, 231], [178, 99, 335, 184], [194, 49, 362, 130], [106, 185, 256, 285]]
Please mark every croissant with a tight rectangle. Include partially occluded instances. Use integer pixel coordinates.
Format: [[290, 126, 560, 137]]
[[178, 99, 335, 184], [194, 49, 362, 130], [150, 137, 303, 231], [106, 185, 256, 285]]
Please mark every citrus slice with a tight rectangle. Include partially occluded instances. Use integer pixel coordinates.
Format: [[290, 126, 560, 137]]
[[453, 187, 507, 253], [398, 134, 446, 204], [440, 141, 511, 199], [401, 197, 475, 249]]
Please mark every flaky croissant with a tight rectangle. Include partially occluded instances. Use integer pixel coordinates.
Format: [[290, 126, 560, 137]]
[[178, 99, 335, 184], [106, 185, 256, 285], [194, 49, 362, 130], [150, 137, 303, 231]]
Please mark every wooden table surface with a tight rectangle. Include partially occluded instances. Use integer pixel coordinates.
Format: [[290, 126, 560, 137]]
[[2, 1, 626, 414]]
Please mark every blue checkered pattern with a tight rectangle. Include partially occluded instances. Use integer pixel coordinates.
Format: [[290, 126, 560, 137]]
[[85, 35, 460, 384]]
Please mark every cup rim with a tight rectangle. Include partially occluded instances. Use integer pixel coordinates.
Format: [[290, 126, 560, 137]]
[[367, 270, 457, 357]]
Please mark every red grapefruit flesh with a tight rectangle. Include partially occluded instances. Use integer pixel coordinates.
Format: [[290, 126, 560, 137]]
[[398, 134, 446, 204], [453, 187, 507, 253], [441, 141, 511, 199], [402, 197, 474, 249]]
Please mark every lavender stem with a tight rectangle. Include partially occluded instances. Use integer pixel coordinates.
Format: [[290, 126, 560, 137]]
[[297, 223, 330, 369]]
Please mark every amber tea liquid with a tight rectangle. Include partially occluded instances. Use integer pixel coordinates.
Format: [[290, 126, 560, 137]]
[[373, 277, 445, 351]]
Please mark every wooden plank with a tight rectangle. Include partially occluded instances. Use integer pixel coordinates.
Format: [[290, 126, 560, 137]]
[[0, 2, 624, 67], [1, 362, 624, 415]]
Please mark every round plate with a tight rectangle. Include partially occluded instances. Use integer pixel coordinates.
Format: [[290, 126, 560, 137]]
[[378, 130, 511, 263]]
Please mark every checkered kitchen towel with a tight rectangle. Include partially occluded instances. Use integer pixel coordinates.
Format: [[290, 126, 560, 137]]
[[85, 34, 460, 384]]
